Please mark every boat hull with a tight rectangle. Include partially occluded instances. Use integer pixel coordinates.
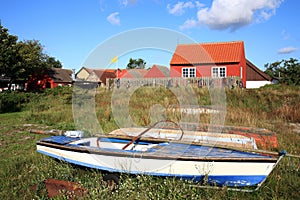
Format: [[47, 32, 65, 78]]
[[37, 140, 278, 187]]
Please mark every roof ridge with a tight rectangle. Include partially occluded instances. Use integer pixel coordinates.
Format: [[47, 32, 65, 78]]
[[178, 41, 244, 46]]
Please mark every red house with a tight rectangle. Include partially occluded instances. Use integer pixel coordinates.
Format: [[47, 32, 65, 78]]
[[144, 65, 169, 78], [170, 41, 247, 87]]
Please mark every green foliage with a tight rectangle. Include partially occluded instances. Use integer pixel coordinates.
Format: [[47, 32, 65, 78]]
[[0, 24, 18, 77], [0, 91, 34, 113], [126, 58, 146, 69], [264, 58, 300, 85], [0, 23, 62, 89]]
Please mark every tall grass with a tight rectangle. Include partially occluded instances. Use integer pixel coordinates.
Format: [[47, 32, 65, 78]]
[[0, 85, 299, 199]]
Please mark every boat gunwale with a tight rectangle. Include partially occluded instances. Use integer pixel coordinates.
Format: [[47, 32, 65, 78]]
[[36, 138, 278, 163]]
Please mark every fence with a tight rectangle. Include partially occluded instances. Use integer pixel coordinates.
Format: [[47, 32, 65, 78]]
[[106, 77, 242, 90]]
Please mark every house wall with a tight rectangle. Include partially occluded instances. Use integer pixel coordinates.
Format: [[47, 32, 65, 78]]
[[86, 73, 100, 82], [100, 72, 116, 84], [196, 66, 211, 76], [239, 47, 247, 88], [246, 81, 271, 89], [27, 77, 72, 90], [170, 66, 183, 77], [76, 69, 90, 80], [170, 63, 244, 79]]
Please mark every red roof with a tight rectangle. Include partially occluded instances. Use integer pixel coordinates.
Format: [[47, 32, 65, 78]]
[[170, 41, 245, 65], [116, 69, 127, 78], [46, 68, 73, 83], [119, 69, 148, 78], [144, 65, 169, 78]]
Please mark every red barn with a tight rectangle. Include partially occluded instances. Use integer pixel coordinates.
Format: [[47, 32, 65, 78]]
[[170, 41, 247, 87], [26, 68, 73, 91]]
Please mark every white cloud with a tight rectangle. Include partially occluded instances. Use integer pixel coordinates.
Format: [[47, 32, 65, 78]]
[[180, 0, 284, 31], [195, 1, 205, 9], [167, 1, 197, 16], [119, 0, 137, 7], [107, 12, 121, 26], [179, 19, 198, 30], [278, 47, 298, 54]]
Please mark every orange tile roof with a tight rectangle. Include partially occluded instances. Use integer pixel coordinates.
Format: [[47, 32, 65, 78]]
[[170, 41, 244, 65]]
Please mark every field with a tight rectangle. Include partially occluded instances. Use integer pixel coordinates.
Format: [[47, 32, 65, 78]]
[[0, 85, 300, 199]]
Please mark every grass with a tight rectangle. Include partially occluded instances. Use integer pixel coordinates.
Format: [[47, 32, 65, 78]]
[[0, 85, 300, 199]]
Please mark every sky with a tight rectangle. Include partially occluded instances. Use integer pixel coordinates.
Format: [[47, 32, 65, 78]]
[[0, 0, 299, 72]]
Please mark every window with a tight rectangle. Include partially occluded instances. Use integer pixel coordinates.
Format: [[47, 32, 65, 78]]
[[212, 68, 218, 78], [212, 67, 226, 78], [220, 68, 226, 77], [182, 68, 196, 78], [182, 68, 189, 77], [189, 68, 196, 77]]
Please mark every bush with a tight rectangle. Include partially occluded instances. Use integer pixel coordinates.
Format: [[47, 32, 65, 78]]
[[0, 91, 33, 113]]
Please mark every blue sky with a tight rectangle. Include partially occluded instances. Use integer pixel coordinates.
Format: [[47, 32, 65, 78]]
[[0, 0, 299, 72]]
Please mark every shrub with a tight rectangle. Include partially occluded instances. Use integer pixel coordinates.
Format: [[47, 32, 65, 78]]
[[0, 91, 32, 113]]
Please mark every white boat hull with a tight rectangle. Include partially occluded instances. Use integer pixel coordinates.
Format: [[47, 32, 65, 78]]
[[37, 142, 279, 187]]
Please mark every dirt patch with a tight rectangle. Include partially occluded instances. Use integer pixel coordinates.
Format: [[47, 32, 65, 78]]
[[32, 178, 88, 199]]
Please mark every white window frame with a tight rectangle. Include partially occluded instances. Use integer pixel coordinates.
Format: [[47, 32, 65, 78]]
[[211, 67, 226, 78], [182, 67, 196, 78]]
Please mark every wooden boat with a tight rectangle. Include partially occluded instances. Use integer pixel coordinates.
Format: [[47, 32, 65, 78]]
[[36, 121, 284, 191]]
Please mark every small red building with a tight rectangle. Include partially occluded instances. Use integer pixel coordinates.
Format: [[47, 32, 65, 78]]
[[170, 41, 247, 87], [26, 68, 73, 91]]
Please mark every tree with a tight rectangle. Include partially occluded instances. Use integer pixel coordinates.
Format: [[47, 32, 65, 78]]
[[264, 58, 300, 85], [44, 56, 62, 69], [0, 23, 62, 90], [0, 23, 18, 77], [126, 58, 146, 69]]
